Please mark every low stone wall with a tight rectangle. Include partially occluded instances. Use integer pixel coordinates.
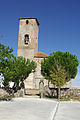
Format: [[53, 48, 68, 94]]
[[0, 87, 24, 98], [61, 88, 80, 96], [45, 87, 80, 97], [14, 89, 24, 97], [0, 88, 9, 97], [0, 87, 80, 98]]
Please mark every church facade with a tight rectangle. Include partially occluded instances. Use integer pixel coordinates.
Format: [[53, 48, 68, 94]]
[[17, 17, 71, 94], [17, 18, 49, 93]]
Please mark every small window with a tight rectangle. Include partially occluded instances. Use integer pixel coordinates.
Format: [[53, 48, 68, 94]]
[[26, 20, 29, 24], [24, 34, 29, 45]]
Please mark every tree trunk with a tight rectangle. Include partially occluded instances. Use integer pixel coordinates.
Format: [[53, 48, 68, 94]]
[[57, 87, 60, 100], [12, 89, 14, 97], [13, 82, 17, 93]]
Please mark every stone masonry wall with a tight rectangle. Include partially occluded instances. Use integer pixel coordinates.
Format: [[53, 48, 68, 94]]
[[61, 88, 80, 96], [0, 88, 9, 97]]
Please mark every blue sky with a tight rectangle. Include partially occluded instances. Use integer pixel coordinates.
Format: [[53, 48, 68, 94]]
[[0, 0, 80, 87]]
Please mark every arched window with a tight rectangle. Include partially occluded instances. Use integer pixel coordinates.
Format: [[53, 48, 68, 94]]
[[26, 20, 29, 24], [24, 34, 29, 45]]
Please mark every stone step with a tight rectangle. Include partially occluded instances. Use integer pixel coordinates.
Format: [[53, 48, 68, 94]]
[[23, 95, 40, 98], [25, 89, 40, 95]]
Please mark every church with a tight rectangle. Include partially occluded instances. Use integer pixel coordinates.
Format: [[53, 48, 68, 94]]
[[17, 17, 70, 95]]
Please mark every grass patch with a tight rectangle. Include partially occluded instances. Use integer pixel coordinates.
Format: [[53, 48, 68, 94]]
[[0, 94, 12, 101], [60, 95, 80, 101]]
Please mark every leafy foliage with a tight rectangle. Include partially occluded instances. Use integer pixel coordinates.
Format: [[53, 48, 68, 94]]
[[41, 51, 79, 99], [0, 43, 13, 75], [0, 43, 36, 92], [50, 65, 67, 87], [2, 57, 36, 90], [41, 51, 79, 83], [0, 94, 12, 101]]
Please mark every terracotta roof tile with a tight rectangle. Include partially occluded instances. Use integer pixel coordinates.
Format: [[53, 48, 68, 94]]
[[34, 52, 49, 58]]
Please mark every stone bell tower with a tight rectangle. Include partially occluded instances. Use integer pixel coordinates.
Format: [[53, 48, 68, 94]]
[[17, 18, 39, 60], [17, 18, 39, 91]]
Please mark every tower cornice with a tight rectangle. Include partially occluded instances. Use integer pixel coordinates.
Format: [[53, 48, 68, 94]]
[[19, 17, 39, 26]]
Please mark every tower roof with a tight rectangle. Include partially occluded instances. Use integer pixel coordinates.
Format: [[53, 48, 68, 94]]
[[19, 17, 39, 26], [34, 52, 49, 58]]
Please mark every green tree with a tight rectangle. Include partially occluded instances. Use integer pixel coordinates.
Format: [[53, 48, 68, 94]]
[[0, 43, 36, 94], [2, 57, 36, 92], [41, 51, 79, 99], [0, 43, 13, 75], [50, 65, 68, 99]]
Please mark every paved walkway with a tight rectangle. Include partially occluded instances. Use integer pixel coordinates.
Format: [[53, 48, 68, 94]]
[[55, 101, 80, 120], [0, 98, 57, 120], [0, 98, 80, 120]]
